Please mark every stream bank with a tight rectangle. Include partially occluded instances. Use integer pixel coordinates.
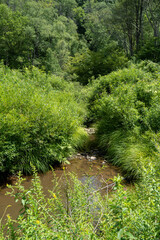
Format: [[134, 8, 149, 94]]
[[0, 128, 122, 223]]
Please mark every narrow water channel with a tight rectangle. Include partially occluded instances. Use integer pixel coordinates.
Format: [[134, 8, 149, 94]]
[[0, 129, 122, 224], [0, 155, 121, 223]]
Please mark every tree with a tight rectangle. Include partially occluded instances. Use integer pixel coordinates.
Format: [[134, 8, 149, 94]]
[[84, 1, 111, 51], [135, 0, 144, 51], [54, 0, 77, 18], [145, 0, 160, 42], [0, 1, 83, 72], [111, 0, 136, 56], [0, 4, 30, 68], [110, 0, 145, 56]]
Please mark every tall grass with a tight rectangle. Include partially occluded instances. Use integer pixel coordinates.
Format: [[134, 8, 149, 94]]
[[0, 64, 87, 175], [87, 61, 160, 180], [98, 130, 156, 180]]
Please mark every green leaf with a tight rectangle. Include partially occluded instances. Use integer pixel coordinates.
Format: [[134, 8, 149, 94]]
[[117, 228, 125, 239]]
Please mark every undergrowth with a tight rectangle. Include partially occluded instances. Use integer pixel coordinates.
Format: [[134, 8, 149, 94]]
[[0, 60, 160, 238], [0, 64, 87, 176], [86, 61, 160, 180], [0, 167, 160, 239]]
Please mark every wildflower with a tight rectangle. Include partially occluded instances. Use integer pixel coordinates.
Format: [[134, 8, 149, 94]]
[[52, 193, 57, 199], [36, 220, 40, 224], [7, 214, 11, 220], [63, 166, 65, 170], [124, 196, 127, 199]]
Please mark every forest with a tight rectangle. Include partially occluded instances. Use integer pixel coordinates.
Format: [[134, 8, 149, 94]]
[[0, 0, 160, 239]]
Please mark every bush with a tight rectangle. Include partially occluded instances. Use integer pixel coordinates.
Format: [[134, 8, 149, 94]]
[[87, 64, 155, 122], [137, 60, 160, 77], [0, 65, 87, 175], [65, 46, 128, 85], [137, 38, 160, 62], [87, 62, 160, 179]]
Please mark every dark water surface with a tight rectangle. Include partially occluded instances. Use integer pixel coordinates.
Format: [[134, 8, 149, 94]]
[[0, 154, 121, 224]]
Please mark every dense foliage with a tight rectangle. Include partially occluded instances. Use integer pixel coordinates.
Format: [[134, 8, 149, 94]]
[[1, 0, 160, 81], [87, 61, 160, 179], [0, 64, 87, 175], [0, 0, 160, 238]]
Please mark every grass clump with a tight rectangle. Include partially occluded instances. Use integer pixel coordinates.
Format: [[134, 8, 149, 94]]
[[87, 61, 160, 180], [0, 64, 87, 176], [99, 130, 156, 181]]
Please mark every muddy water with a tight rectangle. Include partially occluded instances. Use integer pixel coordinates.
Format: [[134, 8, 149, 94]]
[[0, 154, 121, 224]]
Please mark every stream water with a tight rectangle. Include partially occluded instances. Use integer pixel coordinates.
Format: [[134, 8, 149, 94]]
[[0, 153, 121, 224], [0, 130, 122, 224]]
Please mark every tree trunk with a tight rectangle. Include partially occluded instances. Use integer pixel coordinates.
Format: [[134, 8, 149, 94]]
[[135, 0, 144, 51]]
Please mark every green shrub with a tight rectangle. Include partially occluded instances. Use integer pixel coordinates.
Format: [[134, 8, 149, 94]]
[[87, 62, 160, 179], [100, 169, 160, 240], [65, 46, 128, 85], [0, 65, 87, 175], [137, 38, 160, 62], [137, 60, 160, 77], [87, 64, 154, 122]]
